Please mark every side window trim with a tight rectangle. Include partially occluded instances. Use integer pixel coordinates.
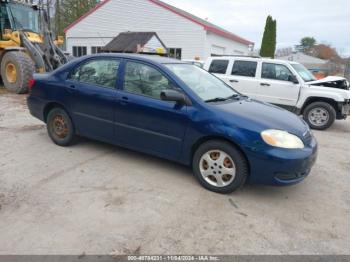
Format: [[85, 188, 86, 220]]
[[208, 59, 229, 74], [67, 57, 121, 89], [261, 62, 294, 82], [231, 60, 258, 77]]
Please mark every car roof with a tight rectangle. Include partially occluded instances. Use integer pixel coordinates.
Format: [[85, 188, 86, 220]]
[[209, 56, 300, 65], [80, 53, 186, 65]]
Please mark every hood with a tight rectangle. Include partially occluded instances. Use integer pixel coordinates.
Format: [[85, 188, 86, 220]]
[[308, 76, 349, 90], [211, 98, 309, 138]]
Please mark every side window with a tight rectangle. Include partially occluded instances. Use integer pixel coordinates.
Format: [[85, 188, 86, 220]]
[[69, 59, 120, 89], [232, 61, 257, 77], [169, 48, 182, 60], [208, 60, 229, 74], [123, 61, 174, 99], [262, 63, 294, 82], [91, 46, 103, 54], [0, 6, 11, 40]]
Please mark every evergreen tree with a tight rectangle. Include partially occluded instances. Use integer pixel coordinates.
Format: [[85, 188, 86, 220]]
[[260, 15, 277, 58], [300, 37, 316, 53]]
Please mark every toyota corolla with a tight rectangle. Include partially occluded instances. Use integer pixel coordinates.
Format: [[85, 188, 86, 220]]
[[27, 54, 318, 194]]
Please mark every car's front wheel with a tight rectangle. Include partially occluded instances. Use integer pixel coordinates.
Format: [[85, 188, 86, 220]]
[[192, 140, 248, 194], [47, 108, 76, 146], [303, 101, 336, 130]]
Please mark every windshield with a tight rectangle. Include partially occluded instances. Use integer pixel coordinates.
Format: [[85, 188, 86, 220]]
[[8, 4, 39, 32], [292, 63, 316, 82], [166, 64, 238, 102]]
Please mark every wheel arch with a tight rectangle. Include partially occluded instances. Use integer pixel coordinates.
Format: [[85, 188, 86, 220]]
[[300, 96, 342, 119], [301, 97, 339, 116], [43, 102, 72, 123], [190, 135, 251, 174]]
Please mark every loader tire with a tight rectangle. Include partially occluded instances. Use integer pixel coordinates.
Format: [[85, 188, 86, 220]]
[[0, 51, 35, 94]]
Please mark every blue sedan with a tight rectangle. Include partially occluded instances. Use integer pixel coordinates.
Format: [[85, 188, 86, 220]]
[[27, 54, 318, 194]]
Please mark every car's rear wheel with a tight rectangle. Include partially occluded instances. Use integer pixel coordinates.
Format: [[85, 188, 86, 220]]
[[192, 140, 248, 194], [47, 108, 76, 146], [303, 102, 336, 130]]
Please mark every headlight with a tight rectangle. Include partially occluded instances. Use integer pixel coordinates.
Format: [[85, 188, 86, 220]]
[[261, 129, 304, 149]]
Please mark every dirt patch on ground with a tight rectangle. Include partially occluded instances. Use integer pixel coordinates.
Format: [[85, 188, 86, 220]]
[[0, 124, 45, 132], [0, 184, 30, 212], [0, 86, 8, 94], [0, 91, 28, 107]]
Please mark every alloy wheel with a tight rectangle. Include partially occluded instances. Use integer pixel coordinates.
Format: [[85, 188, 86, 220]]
[[308, 107, 329, 127], [199, 150, 236, 188]]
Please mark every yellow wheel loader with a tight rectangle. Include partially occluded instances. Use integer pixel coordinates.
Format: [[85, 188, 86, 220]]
[[0, 0, 68, 93]]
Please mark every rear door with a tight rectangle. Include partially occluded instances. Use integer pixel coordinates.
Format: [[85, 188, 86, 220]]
[[66, 58, 120, 142], [224, 60, 259, 96], [255, 62, 300, 107]]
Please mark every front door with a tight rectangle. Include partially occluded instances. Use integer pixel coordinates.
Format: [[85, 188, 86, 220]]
[[255, 62, 300, 107], [115, 60, 189, 161], [66, 58, 120, 142]]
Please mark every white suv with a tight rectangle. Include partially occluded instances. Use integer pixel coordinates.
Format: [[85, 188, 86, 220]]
[[204, 56, 350, 130]]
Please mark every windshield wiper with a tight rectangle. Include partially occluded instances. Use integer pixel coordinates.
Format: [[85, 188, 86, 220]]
[[225, 94, 241, 100], [205, 94, 241, 103], [205, 97, 229, 103]]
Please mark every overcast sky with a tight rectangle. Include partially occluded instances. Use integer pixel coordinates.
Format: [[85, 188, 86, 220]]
[[162, 0, 350, 57]]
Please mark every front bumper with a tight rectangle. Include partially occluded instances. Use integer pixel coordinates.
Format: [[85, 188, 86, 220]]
[[340, 101, 350, 116], [246, 135, 318, 186]]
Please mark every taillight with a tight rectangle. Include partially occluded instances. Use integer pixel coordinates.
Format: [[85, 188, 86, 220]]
[[28, 79, 35, 89]]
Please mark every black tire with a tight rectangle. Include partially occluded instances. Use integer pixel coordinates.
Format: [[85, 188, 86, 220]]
[[0, 51, 35, 94], [47, 108, 76, 147], [303, 101, 336, 130], [192, 140, 248, 194]]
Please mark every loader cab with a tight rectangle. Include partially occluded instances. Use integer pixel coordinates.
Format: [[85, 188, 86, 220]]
[[0, 3, 12, 40], [0, 1, 39, 38]]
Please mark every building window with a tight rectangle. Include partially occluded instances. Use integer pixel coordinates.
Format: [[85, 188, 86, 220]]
[[232, 61, 257, 77], [169, 48, 182, 60], [208, 59, 229, 74], [91, 46, 103, 54], [72, 46, 87, 57]]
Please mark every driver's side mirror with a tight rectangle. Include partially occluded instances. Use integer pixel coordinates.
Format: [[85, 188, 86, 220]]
[[161, 89, 191, 105], [289, 75, 299, 84]]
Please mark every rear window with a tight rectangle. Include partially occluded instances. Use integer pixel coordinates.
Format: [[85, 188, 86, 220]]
[[232, 60, 257, 77], [208, 60, 229, 74]]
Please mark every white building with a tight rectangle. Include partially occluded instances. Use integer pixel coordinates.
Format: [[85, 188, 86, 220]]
[[64, 0, 254, 60], [278, 52, 329, 67]]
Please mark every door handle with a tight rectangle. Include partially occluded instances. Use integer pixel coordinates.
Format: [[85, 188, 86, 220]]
[[260, 83, 271, 87], [67, 84, 76, 93], [230, 79, 239, 83], [120, 96, 129, 105]]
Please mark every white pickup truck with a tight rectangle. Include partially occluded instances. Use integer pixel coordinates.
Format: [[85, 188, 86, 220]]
[[204, 56, 350, 130]]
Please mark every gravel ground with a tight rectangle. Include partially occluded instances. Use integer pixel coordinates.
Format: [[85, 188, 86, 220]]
[[0, 90, 349, 255]]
